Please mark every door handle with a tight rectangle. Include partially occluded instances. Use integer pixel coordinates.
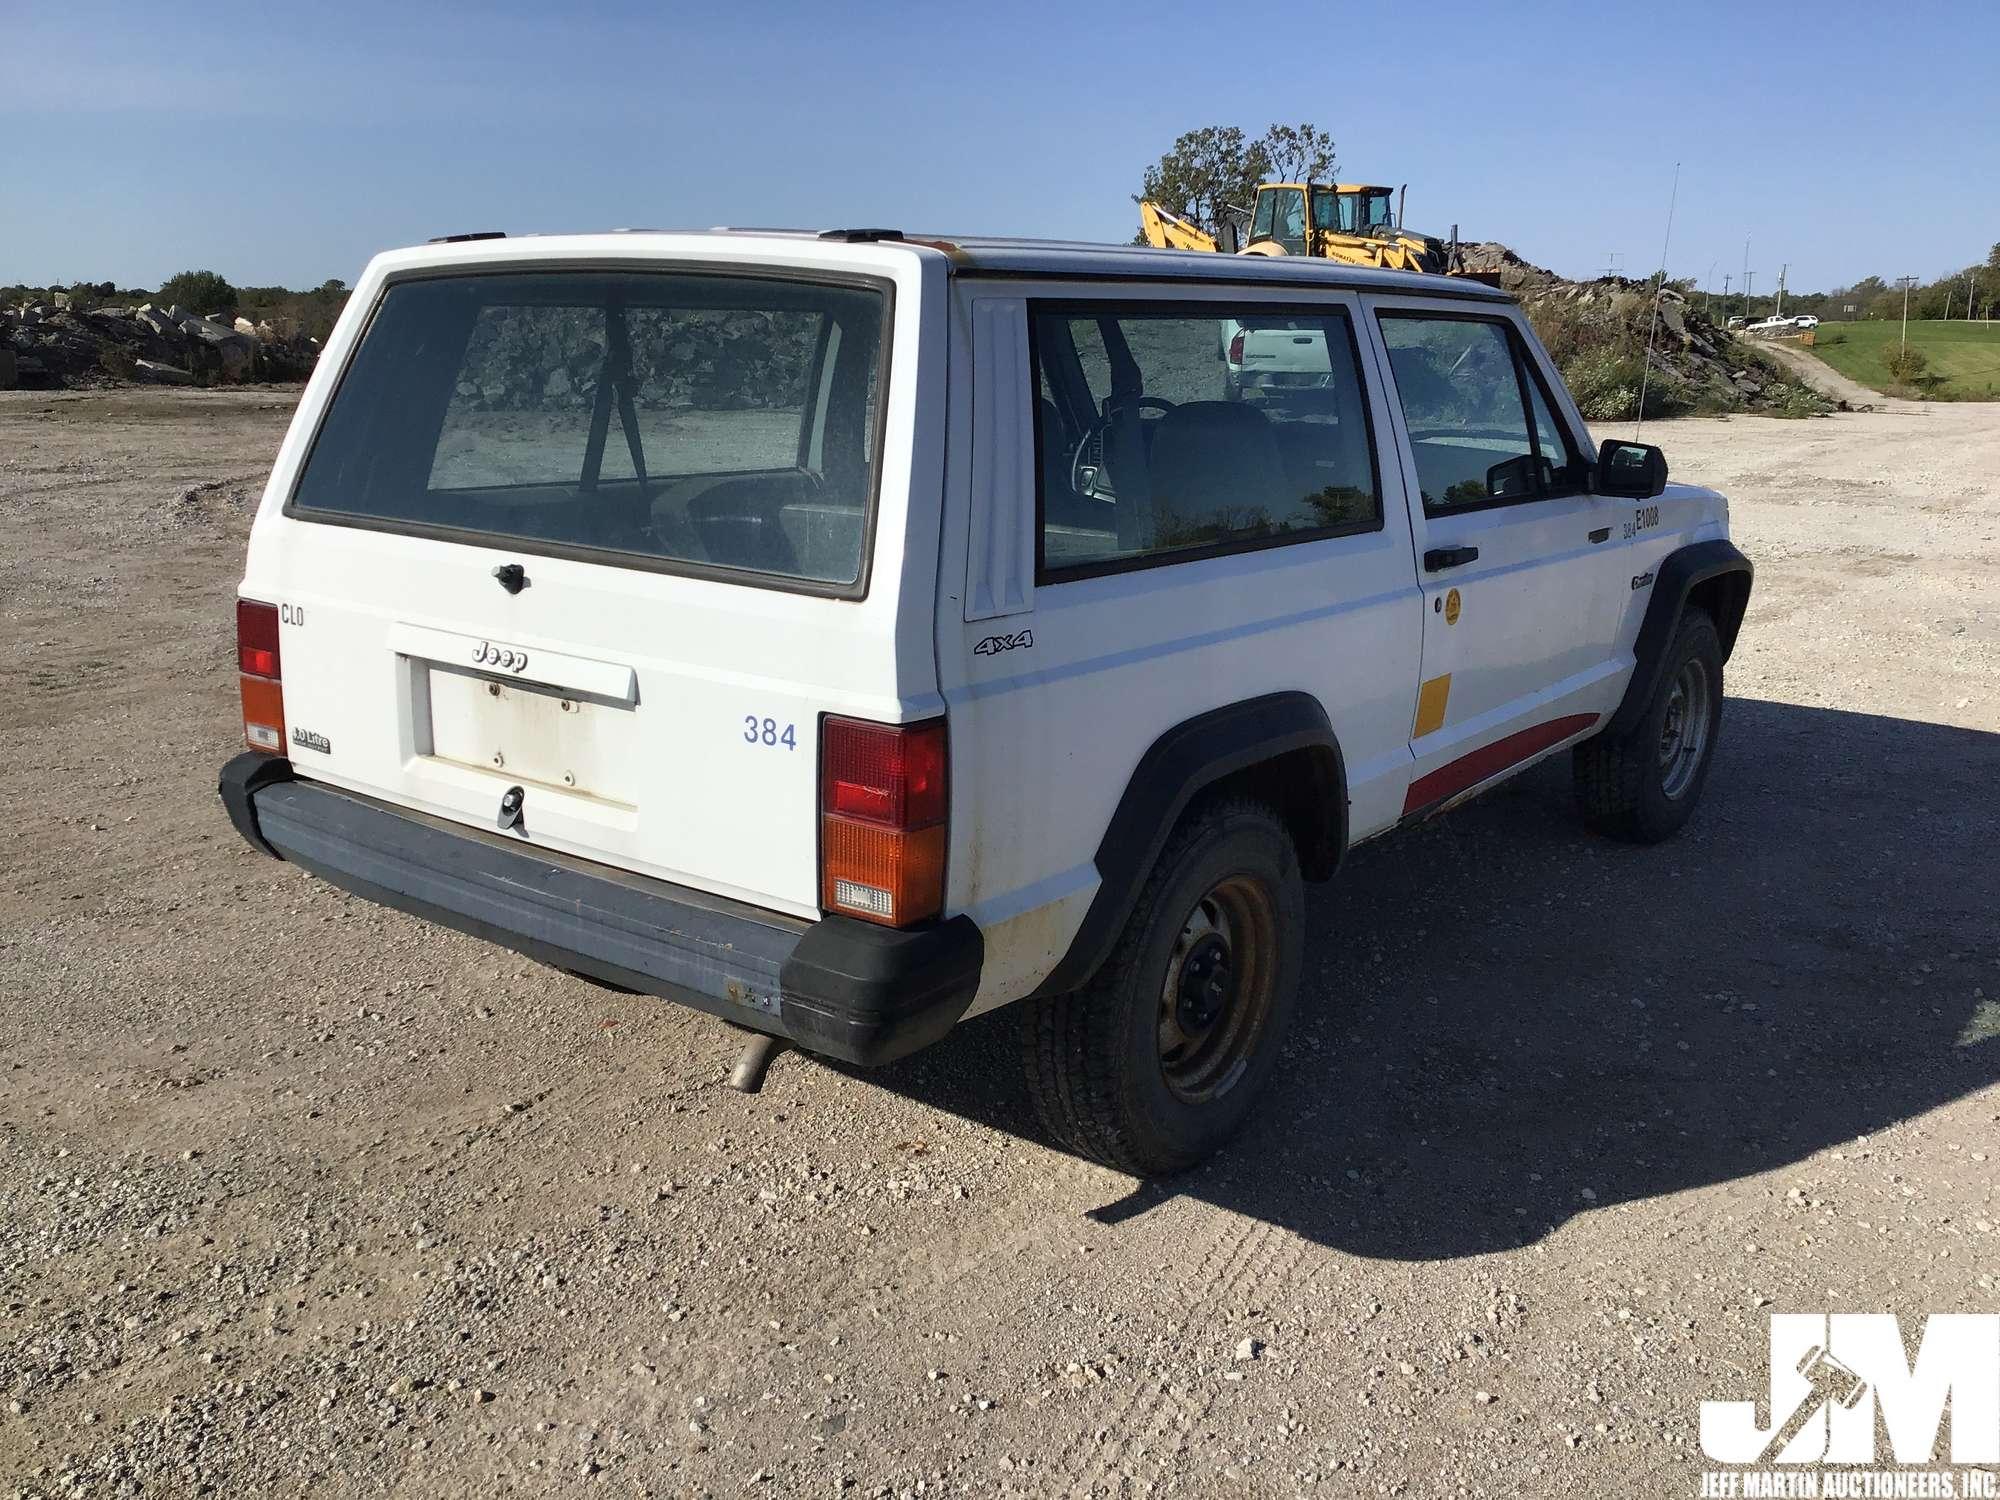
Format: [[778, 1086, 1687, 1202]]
[[1423, 545, 1480, 571], [1588, 527, 1611, 543]]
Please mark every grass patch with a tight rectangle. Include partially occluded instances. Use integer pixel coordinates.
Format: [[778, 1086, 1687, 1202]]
[[1805, 320, 2000, 400]]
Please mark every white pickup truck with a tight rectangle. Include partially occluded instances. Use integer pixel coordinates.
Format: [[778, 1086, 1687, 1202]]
[[219, 230, 1751, 1174], [1222, 316, 1335, 402]]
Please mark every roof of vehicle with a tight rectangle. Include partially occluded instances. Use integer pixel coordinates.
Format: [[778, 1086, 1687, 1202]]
[[910, 234, 1510, 298], [389, 227, 1513, 302], [1257, 183, 1396, 194]]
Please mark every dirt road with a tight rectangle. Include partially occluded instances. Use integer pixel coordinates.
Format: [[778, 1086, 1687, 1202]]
[[1753, 336, 1909, 411], [2, 391, 1995, 1498]]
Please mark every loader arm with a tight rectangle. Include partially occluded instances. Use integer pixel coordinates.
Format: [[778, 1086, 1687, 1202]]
[[1139, 201, 1219, 254]]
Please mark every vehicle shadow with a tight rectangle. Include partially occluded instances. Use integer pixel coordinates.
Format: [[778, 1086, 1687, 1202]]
[[852, 697, 2000, 1261]]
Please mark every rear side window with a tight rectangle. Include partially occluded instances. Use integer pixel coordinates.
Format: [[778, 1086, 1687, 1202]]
[[1031, 303, 1380, 582], [1378, 313, 1581, 511], [290, 271, 888, 592]]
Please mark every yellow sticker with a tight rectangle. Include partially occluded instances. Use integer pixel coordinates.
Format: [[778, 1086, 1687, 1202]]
[[1414, 674, 1452, 737], [1444, 588, 1462, 625]]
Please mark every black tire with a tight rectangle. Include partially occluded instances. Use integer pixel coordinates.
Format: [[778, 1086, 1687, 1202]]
[[1574, 607, 1724, 842], [1022, 798, 1304, 1176]]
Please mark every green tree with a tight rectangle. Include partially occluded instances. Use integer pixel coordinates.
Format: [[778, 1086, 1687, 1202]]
[[1258, 123, 1336, 184], [156, 269, 238, 315], [1135, 123, 1339, 240], [1138, 126, 1269, 239], [1883, 343, 1928, 387]]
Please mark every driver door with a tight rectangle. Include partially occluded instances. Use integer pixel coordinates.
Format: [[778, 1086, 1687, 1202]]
[[1367, 301, 1627, 815]]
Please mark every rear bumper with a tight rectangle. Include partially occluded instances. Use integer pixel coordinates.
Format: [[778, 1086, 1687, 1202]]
[[217, 753, 982, 1066]]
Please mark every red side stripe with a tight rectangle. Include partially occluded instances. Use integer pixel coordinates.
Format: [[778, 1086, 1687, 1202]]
[[1402, 713, 1599, 815]]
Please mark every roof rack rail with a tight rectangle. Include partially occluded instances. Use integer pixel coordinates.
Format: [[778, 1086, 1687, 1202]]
[[818, 228, 903, 243], [427, 231, 507, 244]]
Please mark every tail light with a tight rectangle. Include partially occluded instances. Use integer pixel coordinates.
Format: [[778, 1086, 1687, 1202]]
[[1228, 330, 1245, 364], [236, 598, 285, 753], [820, 716, 946, 927]]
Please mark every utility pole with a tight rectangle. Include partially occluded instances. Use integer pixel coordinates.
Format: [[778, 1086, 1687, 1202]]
[[1703, 259, 1718, 319], [1744, 270, 1756, 318], [1895, 275, 1919, 352], [1970, 271, 1980, 323], [1740, 237, 1751, 325], [1722, 273, 1732, 322], [1775, 263, 1788, 319]]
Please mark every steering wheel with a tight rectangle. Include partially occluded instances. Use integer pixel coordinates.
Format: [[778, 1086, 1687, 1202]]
[[1070, 396, 1178, 498]]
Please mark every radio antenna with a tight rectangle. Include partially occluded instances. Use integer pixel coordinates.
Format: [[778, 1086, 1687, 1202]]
[[1634, 161, 1681, 439]]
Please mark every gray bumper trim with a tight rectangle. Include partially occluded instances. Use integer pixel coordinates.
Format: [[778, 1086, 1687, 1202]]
[[254, 780, 802, 1023]]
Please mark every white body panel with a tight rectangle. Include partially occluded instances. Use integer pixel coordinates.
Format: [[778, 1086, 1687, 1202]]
[[243, 234, 946, 920], [937, 283, 1422, 1014]]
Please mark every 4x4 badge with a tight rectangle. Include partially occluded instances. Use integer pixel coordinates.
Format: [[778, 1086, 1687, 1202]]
[[973, 629, 1035, 657]]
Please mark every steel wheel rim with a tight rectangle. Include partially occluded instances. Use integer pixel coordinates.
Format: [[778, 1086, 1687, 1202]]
[[1658, 657, 1712, 800], [1157, 874, 1278, 1104]]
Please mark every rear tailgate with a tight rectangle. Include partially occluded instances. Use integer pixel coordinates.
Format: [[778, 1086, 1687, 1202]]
[[242, 235, 946, 922], [1238, 321, 1333, 390]]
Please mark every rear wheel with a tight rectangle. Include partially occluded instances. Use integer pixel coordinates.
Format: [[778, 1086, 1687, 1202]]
[[1574, 608, 1724, 842], [1023, 799, 1303, 1176]]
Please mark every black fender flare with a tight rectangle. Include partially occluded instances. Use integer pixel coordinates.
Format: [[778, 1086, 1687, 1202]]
[[1031, 691, 1347, 998], [1609, 539, 1754, 737]]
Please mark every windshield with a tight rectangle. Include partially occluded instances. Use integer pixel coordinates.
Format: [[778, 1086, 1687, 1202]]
[[1263, 189, 1307, 254], [1251, 191, 1276, 243], [290, 270, 888, 590]]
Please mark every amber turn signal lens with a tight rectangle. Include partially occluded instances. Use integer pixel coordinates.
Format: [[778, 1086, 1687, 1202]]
[[822, 821, 946, 927], [240, 673, 285, 753]]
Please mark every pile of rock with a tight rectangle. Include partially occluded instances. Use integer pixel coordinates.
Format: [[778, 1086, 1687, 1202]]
[[1454, 242, 1824, 415], [453, 306, 820, 414], [0, 299, 320, 390]]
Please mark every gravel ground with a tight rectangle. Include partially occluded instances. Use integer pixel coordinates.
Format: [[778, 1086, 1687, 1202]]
[[1, 389, 1995, 1498]]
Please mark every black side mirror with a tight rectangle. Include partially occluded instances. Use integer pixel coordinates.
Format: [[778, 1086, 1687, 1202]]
[[1596, 438, 1667, 498]]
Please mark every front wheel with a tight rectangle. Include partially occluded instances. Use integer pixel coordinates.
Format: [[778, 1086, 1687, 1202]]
[[1574, 608, 1724, 842], [1022, 799, 1303, 1176]]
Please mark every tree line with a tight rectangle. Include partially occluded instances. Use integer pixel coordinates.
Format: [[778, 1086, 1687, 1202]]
[[3, 270, 353, 342], [1725, 245, 2000, 324]]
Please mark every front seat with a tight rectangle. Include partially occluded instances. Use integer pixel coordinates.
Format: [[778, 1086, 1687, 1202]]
[[1145, 402, 1292, 543], [683, 474, 807, 576]]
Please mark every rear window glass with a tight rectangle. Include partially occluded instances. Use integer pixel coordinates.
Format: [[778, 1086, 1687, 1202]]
[[1031, 304, 1379, 580], [291, 271, 887, 590]]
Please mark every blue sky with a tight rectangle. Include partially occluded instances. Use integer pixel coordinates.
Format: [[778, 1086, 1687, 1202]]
[[6, 0, 1995, 294]]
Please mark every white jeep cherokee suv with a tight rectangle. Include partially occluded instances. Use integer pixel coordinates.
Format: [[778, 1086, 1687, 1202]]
[[219, 229, 1751, 1175]]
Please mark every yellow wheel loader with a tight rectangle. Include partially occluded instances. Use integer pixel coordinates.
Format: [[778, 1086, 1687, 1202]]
[[1141, 182, 1485, 280]]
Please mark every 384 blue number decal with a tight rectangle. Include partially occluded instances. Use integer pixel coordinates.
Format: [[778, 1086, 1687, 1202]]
[[743, 715, 797, 750]]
